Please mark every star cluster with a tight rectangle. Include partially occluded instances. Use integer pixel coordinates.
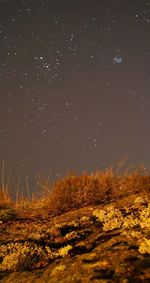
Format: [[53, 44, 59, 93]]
[[1, 0, 150, 188]]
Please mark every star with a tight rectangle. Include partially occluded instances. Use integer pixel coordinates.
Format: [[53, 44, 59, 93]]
[[113, 56, 123, 64], [0, 0, 150, 190]]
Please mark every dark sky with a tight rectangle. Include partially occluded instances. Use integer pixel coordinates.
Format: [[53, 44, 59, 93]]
[[1, 0, 150, 189]]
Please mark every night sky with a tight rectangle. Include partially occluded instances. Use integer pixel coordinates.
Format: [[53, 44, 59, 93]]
[[1, 0, 150, 189]]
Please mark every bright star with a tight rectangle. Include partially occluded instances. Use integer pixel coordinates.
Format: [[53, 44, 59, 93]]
[[113, 56, 122, 64]]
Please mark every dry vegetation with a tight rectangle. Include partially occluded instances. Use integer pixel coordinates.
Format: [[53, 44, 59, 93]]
[[43, 166, 150, 214], [0, 164, 150, 215], [0, 164, 150, 281]]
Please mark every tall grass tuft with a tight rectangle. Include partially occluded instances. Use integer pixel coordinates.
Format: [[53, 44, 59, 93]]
[[0, 161, 12, 209], [0, 162, 150, 215], [42, 165, 150, 214], [0, 185, 13, 209]]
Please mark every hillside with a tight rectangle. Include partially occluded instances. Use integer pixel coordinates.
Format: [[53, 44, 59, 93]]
[[0, 169, 150, 282]]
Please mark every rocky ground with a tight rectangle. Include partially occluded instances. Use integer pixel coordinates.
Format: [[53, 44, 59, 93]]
[[0, 193, 150, 282]]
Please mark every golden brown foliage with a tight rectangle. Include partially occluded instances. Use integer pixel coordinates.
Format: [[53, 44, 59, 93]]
[[43, 167, 150, 214], [0, 187, 12, 209], [0, 165, 150, 215]]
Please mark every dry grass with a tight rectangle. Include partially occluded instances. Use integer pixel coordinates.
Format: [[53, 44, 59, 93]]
[[0, 164, 150, 216], [43, 167, 150, 214], [0, 187, 12, 209]]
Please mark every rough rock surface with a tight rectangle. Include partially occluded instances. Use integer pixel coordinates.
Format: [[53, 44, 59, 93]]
[[0, 194, 150, 282]]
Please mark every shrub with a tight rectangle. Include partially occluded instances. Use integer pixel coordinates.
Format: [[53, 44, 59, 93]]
[[42, 167, 150, 215]]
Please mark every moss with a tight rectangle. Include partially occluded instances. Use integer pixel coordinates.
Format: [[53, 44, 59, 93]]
[[139, 204, 150, 228], [139, 238, 150, 254], [93, 205, 123, 231], [79, 216, 90, 224], [103, 217, 123, 231], [65, 231, 78, 240], [93, 200, 150, 232], [93, 198, 150, 256], [0, 242, 72, 271], [58, 245, 72, 257], [122, 215, 139, 229], [0, 208, 15, 222], [0, 242, 57, 271], [51, 264, 66, 276], [134, 195, 148, 205]]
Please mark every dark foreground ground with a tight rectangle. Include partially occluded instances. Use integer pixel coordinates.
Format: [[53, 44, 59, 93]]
[[0, 193, 150, 282]]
